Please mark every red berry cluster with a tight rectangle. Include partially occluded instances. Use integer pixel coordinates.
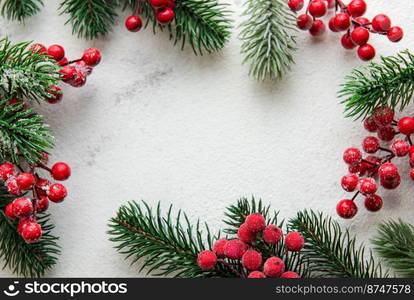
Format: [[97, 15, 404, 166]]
[[337, 106, 414, 219], [288, 0, 403, 61], [125, 0, 175, 32], [196, 213, 304, 278], [0, 155, 71, 243]]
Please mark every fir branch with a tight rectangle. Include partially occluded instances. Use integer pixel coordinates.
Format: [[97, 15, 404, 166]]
[[289, 210, 386, 278], [59, 0, 118, 40], [0, 39, 60, 102], [0, 0, 43, 22], [0, 184, 60, 277], [108, 200, 237, 277], [339, 50, 414, 120], [239, 0, 297, 80], [372, 219, 414, 277]]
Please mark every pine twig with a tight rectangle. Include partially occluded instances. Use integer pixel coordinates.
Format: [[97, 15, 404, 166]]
[[0, 0, 43, 22], [239, 0, 297, 80], [339, 50, 414, 120], [372, 219, 414, 278], [289, 210, 387, 278]]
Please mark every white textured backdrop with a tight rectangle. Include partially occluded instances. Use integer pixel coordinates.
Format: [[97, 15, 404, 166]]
[[1, 0, 413, 277]]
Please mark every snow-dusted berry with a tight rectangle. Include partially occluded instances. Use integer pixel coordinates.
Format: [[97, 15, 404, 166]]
[[285, 232, 304, 252], [197, 250, 217, 270], [263, 225, 283, 244], [237, 223, 256, 243], [241, 250, 262, 271], [263, 257, 285, 278], [212, 239, 227, 257], [224, 240, 247, 260], [245, 213, 266, 233]]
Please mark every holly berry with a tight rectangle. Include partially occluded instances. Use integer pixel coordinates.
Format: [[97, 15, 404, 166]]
[[20, 220, 42, 243], [377, 126, 395, 141], [237, 223, 256, 243], [156, 8, 175, 25], [5, 203, 16, 220], [281, 271, 300, 278], [36, 196, 49, 213], [224, 240, 247, 260], [58, 57, 68, 66], [357, 44, 375, 61], [288, 0, 304, 11], [76, 60, 93, 76], [16, 173, 36, 190], [297, 14, 313, 31], [197, 250, 217, 270], [341, 174, 359, 192], [362, 136, 379, 153], [6, 178, 21, 195], [212, 239, 227, 257], [0, 163, 15, 181], [46, 85, 63, 104], [380, 174, 401, 190], [51, 162, 71, 181], [387, 26, 404, 42], [125, 15, 143, 32], [47, 183, 67, 203], [351, 27, 370, 46], [248, 271, 266, 278], [329, 17, 339, 32], [47, 44, 65, 61], [363, 117, 378, 132], [245, 213, 266, 233], [358, 178, 377, 196], [29, 43, 47, 54], [17, 218, 31, 234], [364, 194, 383, 212], [341, 34, 356, 50], [285, 232, 304, 252], [397, 117, 414, 135], [373, 106, 394, 127], [263, 225, 282, 244], [241, 250, 262, 271], [378, 163, 399, 182], [309, 20, 326, 36], [343, 148, 362, 165], [263, 257, 285, 278], [336, 199, 357, 219], [347, 0, 367, 18], [355, 17, 370, 26], [82, 48, 101, 67], [60, 65, 77, 82], [326, 0, 335, 9], [70, 70, 87, 88], [308, 0, 327, 18], [391, 140, 409, 157], [150, 0, 169, 8], [333, 13, 351, 31], [372, 14, 391, 32], [12, 197, 33, 218]]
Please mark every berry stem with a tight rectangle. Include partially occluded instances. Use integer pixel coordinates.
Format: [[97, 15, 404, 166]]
[[217, 259, 244, 278], [37, 163, 52, 173], [351, 191, 360, 201], [379, 147, 393, 154], [60, 58, 82, 67]]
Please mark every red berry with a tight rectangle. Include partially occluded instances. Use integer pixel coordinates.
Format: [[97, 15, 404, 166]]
[[373, 106, 394, 127], [285, 232, 304, 252], [387, 26, 403, 43], [372, 14, 391, 32], [166, 0, 175, 9], [328, 17, 339, 32], [263, 225, 283, 244], [359, 178, 377, 196], [355, 17, 370, 26], [70, 70, 87, 88], [333, 13, 351, 31], [297, 14, 313, 30], [36, 196, 49, 213], [362, 136, 379, 153], [29, 43, 47, 54], [224, 240, 247, 260], [157, 8, 175, 25], [363, 117, 378, 132], [150, 0, 169, 8], [348, 163, 361, 174], [398, 117, 414, 135], [237, 223, 256, 243], [12, 197, 33, 218], [58, 57, 68, 66], [391, 140, 409, 157], [409, 145, 414, 157], [358, 44, 376, 61], [341, 34, 356, 49], [341, 173, 359, 192], [336, 199, 357, 219], [47, 44, 65, 61], [6, 178, 21, 195], [212, 239, 227, 257], [35, 178, 51, 196], [16, 173, 36, 190], [125, 15, 143, 32], [17, 218, 31, 234], [378, 163, 399, 181], [197, 250, 217, 270], [46, 85, 63, 104], [75, 60, 93, 76], [60, 65, 77, 82], [5, 203, 16, 220], [343, 148, 362, 165], [47, 183, 67, 203], [362, 156, 381, 174], [326, 0, 335, 9], [364, 194, 383, 212], [82, 48, 101, 67], [51, 162, 71, 181], [0, 163, 15, 181], [308, 0, 327, 18], [347, 0, 367, 18], [248, 271, 266, 278], [377, 126, 395, 141], [351, 27, 370, 45], [288, 0, 304, 11], [241, 250, 262, 271], [21, 220, 42, 243], [7, 99, 27, 111], [245, 213, 266, 233], [263, 257, 285, 278], [409, 168, 414, 181], [309, 19, 326, 36], [281, 271, 300, 278], [380, 174, 400, 190]]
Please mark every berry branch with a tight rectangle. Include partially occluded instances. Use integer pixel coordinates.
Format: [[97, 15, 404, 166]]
[[339, 50, 414, 120], [0, 0, 43, 22], [239, 0, 297, 80]]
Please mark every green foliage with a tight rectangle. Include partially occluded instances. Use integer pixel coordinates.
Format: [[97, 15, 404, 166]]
[[289, 210, 387, 278], [372, 219, 414, 277], [239, 0, 297, 80], [0, 184, 60, 277], [0, 0, 43, 22], [339, 50, 414, 120], [59, 0, 119, 40]]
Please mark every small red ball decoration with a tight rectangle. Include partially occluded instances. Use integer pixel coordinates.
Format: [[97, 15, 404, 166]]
[[284, 232, 304, 252], [82, 48, 102, 67], [197, 250, 217, 270], [263, 257, 285, 278], [47, 44, 65, 61], [125, 15, 143, 32]]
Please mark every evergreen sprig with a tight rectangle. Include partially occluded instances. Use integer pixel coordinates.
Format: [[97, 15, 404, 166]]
[[0, 184, 60, 277], [289, 210, 386, 278], [372, 219, 414, 277], [339, 50, 414, 120], [0, 0, 43, 22], [239, 0, 297, 80]]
